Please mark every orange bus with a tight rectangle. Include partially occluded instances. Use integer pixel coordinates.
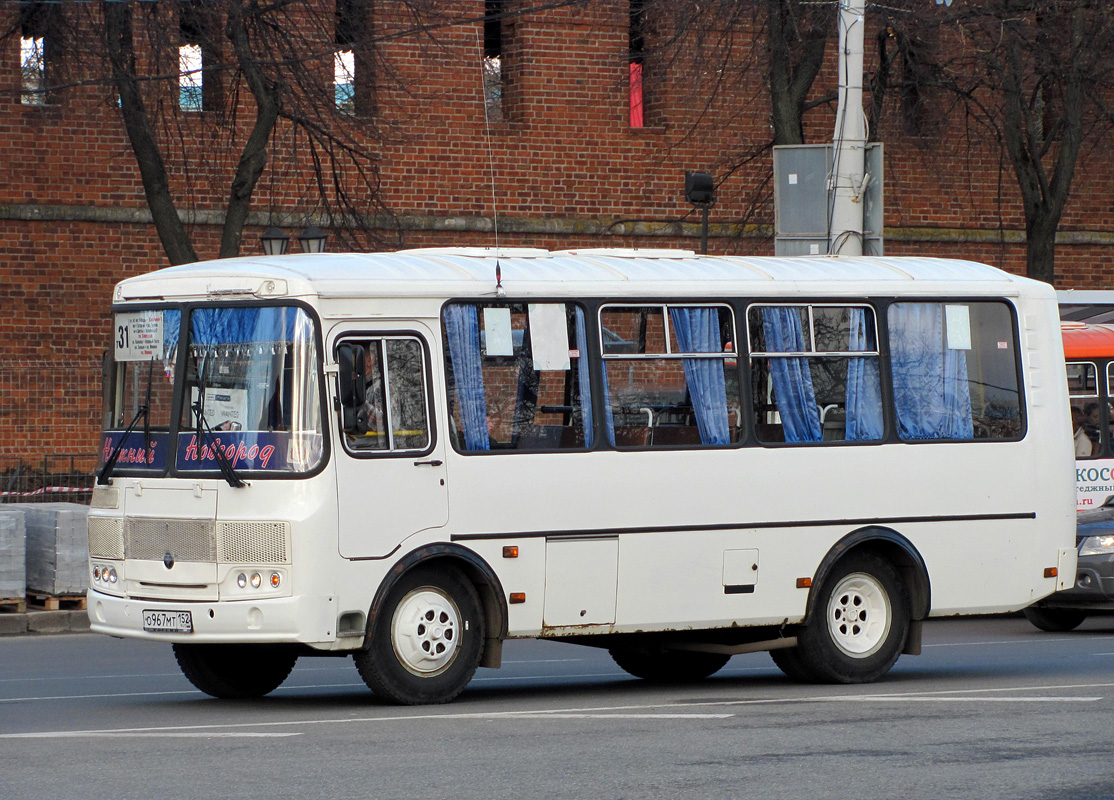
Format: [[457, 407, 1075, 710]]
[[1062, 322, 1114, 509]]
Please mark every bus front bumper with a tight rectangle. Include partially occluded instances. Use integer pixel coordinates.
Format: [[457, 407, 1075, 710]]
[[86, 589, 342, 646]]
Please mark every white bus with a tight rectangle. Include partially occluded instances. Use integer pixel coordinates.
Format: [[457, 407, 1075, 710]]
[[88, 249, 1076, 704]]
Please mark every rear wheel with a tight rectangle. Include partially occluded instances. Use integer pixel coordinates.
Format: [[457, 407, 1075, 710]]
[[792, 552, 909, 684], [1023, 606, 1087, 632], [609, 645, 730, 682], [769, 645, 819, 682], [354, 565, 484, 705], [173, 643, 298, 699]]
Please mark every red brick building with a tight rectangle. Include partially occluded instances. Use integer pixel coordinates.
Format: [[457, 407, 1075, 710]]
[[2, 1, 1113, 474]]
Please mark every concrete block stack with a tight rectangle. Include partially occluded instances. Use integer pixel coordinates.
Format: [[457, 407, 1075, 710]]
[[0, 508, 26, 599], [19, 503, 89, 596]]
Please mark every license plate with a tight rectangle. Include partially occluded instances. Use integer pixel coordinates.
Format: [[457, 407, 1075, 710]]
[[142, 609, 193, 634]]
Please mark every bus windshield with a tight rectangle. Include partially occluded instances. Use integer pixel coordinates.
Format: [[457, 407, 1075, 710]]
[[102, 304, 325, 476]]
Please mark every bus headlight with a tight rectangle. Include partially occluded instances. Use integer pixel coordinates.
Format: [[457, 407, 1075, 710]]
[[237, 573, 247, 589], [1080, 535, 1114, 556], [250, 572, 262, 589]]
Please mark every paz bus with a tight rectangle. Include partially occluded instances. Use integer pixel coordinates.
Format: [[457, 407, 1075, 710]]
[[88, 248, 1076, 704]]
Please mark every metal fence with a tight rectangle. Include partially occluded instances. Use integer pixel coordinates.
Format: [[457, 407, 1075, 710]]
[[0, 454, 97, 504]]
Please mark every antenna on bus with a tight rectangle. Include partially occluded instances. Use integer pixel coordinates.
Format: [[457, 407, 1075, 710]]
[[481, 2, 505, 298]]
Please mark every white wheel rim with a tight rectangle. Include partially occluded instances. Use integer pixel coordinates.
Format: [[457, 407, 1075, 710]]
[[391, 587, 461, 677], [826, 572, 892, 658]]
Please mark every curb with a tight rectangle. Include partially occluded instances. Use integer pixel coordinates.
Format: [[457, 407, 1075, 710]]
[[0, 610, 91, 636]]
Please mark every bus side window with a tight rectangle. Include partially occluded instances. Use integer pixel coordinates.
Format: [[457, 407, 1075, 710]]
[[888, 302, 1022, 441], [599, 304, 739, 449], [339, 337, 431, 454], [748, 304, 882, 445], [442, 302, 593, 453], [1068, 361, 1100, 457]]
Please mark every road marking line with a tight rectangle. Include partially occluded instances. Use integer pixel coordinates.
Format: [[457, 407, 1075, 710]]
[[4, 731, 302, 739], [491, 713, 734, 719], [3, 682, 1107, 739], [829, 696, 1100, 703], [922, 635, 1114, 648]]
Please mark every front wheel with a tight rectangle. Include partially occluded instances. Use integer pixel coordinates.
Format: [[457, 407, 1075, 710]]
[[791, 552, 910, 684], [354, 565, 485, 705], [173, 643, 298, 699], [1023, 606, 1087, 632]]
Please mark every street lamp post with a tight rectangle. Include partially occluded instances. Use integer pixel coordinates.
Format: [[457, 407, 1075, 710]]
[[684, 171, 715, 255]]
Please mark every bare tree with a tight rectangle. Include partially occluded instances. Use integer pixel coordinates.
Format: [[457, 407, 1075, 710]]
[[766, 0, 835, 146], [5, 0, 477, 264], [873, 1, 1114, 284]]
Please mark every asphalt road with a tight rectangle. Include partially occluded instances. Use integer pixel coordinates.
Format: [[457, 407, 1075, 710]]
[[3, 615, 1114, 800]]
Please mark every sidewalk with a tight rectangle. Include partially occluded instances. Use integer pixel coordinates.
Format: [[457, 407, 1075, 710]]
[[0, 608, 90, 636]]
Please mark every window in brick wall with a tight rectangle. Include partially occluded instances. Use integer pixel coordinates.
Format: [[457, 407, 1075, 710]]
[[483, 0, 504, 123], [179, 3, 223, 113], [335, 50, 355, 113], [179, 44, 203, 112], [629, 0, 645, 128], [20, 36, 44, 105], [336, 0, 374, 116], [19, 1, 59, 106]]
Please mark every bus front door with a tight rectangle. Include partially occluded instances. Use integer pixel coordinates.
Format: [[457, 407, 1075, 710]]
[[334, 327, 448, 558]]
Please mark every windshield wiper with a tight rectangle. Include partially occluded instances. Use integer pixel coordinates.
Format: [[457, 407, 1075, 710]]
[[97, 357, 154, 486], [193, 357, 246, 488]]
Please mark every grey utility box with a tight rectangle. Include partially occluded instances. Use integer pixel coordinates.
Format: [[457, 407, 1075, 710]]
[[772, 143, 884, 256]]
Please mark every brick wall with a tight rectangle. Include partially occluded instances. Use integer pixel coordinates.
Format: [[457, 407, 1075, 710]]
[[1, 2, 1113, 463]]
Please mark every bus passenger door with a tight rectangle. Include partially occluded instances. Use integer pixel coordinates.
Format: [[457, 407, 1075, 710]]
[[334, 328, 448, 558]]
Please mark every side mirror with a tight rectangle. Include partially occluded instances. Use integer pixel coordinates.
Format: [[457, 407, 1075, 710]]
[[337, 343, 367, 434]]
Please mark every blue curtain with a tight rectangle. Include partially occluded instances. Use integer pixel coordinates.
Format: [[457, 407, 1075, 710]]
[[669, 308, 730, 445], [444, 304, 490, 451], [761, 307, 822, 442], [162, 309, 182, 376], [574, 307, 594, 447], [845, 308, 884, 440], [889, 303, 974, 440], [189, 306, 297, 346]]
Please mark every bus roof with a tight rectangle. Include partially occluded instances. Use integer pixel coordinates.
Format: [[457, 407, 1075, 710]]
[[115, 248, 1049, 302], [1061, 322, 1114, 359]]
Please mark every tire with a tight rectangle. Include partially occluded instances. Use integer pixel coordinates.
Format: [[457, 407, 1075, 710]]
[[173, 643, 298, 699], [354, 565, 484, 705], [769, 645, 819, 683], [793, 552, 910, 684], [1023, 606, 1087, 632], [609, 645, 730, 682]]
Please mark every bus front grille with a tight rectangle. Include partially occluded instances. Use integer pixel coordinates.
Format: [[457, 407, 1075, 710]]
[[125, 519, 215, 562], [117, 519, 289, 565], [216, 521, 288, 564], [89, 516, 124, 559]]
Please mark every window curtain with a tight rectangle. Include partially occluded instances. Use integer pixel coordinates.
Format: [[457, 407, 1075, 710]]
[[602, 360, 616, 446], [669, 308, 730, 445], [629, 61, 644, 128], [761, 307, 822, 442], [888, 303, 973, 440], [162, 309, 182, 378], [444, 304, 490, 451], [844, 308, 884, 440], [574, 307, 594, 447]]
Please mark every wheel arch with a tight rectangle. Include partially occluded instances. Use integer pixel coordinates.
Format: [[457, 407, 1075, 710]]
[[364, 543, 508, 667], [805, 526, 931, 626]]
